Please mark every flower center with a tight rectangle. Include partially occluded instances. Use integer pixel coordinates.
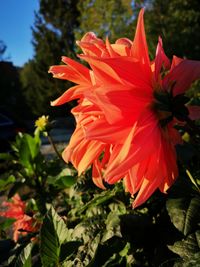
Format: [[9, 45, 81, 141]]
[[153, 90, 189, 127]]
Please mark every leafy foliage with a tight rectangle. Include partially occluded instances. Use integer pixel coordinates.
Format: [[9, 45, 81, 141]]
[[76, 0, 134, 42], [15, 243, 33, 267], [1, 1, 200, 265], [0, 121, 200, 266]]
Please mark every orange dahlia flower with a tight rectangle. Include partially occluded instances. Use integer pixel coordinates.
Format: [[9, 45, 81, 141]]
[[0, 194, 39, 241], [49, 9, 200, 208]]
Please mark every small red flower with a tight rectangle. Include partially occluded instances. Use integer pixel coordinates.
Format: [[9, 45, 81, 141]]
[[0, 194, 39, 242], [49, 9, 200, 208]]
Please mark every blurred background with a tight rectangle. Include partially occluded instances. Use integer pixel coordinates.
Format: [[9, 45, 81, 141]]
[[0, 0, 200, 150]]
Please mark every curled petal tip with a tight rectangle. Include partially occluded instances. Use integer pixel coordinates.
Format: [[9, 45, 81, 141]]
[[81, 32, 97, 42], [48, 66, 53, 73]]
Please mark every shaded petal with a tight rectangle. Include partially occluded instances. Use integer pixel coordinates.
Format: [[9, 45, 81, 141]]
[[188, 105, 200, 120], [170, 55, 184, 70], [133, 177, 161, 208], [92, 159, 106, 190], [163, 59, 200, 95], [154, 36, 170, 82], [76, 141, 105, 175]]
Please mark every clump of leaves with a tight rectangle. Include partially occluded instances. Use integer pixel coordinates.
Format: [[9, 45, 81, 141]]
[[0, 121, 200, 266]]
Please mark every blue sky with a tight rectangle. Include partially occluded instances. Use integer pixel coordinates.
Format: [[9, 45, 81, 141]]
[[0, 0, 39, 66]]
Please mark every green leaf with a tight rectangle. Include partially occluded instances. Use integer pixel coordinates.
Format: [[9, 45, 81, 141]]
[[40, 206, 69, 267], [47, 167, 76, 189], [168, 232, 200, 261], [18, 134, 40, 170], [0, 175, 15, 190], [0, 218, 16, 231], [108, 201, 126, 214], [60, 241, 82, 262], [173, 252, 200, 267], [64, 231, 101, 266], [55, 176, 76, 188], [77, 233, 101, 267], [166, 197, 200, 236], [50, 207, 69, 245], [8, 182, 24, 198], [101, 212, 122, 243], [62, 260, 74, 267], [77, 187, 119, 215], [14, 242, 33, 267], [40, 216, 60, 266], [0, 152, 13, 161], [101, 254, 119, 267]]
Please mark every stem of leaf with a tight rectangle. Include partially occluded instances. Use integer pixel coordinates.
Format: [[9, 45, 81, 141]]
[[47, 132, 66, 164]]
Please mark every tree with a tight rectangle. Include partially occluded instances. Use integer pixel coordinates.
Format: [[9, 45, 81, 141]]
[[75, 0, 135, 43], [20, 0, 80, 117], [136, 0, 200, 60]]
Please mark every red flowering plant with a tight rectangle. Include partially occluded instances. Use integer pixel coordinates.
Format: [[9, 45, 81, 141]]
[[0, 194, 40, 242], [0, 7, 200, 267], [49, 9, 200, 208]]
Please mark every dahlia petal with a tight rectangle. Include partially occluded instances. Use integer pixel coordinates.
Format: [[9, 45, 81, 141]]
[[158, 137, 177, 193], [80, 55, 152, 88], [76, 141, 105, 175], [62, 124, 84, 163], [188, 105, 200, 120], [105, 113, 159, 183], [124, 165, 145, 195], [115, 38, 132, 47], [106, 37, 119, 57], [111, 44, 130, 56], [93, 84, 152, 124], [154, 36, 170, 81], [105, 126, 136, 184], [170, 55, 184, 70], [77, 32, 106, 57], [77, 41, 104, 57], [131, 141, 164, 208], [61, 56, 91, 81], [85, 118, 132, 143], [49, 65, 89, 85], [124, 174, 133, 194], [112, 37, 132, 56], [92, 160, 106, 190], [50, 85, 88, 106], [131, 8, 151, 77], [163, 59, 200, 95], [101, 145, 111, 166], [79, 55, 124, 84], [132, 176, 161, 208], [80, 32, 98, 43]]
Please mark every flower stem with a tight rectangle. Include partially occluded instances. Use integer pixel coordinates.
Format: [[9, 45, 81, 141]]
[[47, 132, 66, 164]]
